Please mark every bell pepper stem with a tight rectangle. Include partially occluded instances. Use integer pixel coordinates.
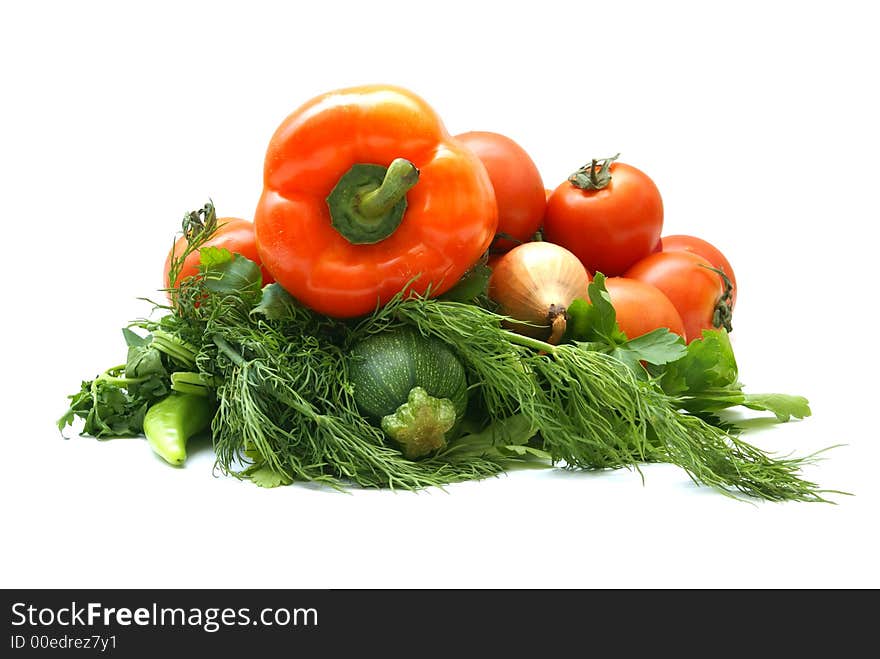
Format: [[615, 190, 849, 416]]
[[358, 158, 420, 218], [326, 158, 420, 245]]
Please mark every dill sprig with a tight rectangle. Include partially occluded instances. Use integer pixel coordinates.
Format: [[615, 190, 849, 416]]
[[649, 405, 836, 502], [389, 295, 835, 502], [191, 287, 508, 489]]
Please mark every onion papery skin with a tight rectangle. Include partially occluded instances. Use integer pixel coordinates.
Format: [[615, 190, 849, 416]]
[[488, 241, 591, 342]]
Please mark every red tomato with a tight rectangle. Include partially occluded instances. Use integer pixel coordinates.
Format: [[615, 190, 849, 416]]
[[660, 234, 737, 308], [624, 251, 729, 343], [544, 159, 663, 276], [601, 277, 686, 339], [455, 131, 546, 252], [163, 218, 274, 289]]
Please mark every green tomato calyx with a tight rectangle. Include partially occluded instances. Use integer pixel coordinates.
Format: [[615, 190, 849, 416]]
[[568, 153, 620, 191]]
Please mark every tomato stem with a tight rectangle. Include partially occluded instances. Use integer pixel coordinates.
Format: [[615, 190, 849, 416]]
[[326, 158, 419, 245], [568, 154, 620, 191], [703, 265, 735, 332]]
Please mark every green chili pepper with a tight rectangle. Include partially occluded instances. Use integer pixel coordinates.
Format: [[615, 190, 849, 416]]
[[143, 393, 214, 466]]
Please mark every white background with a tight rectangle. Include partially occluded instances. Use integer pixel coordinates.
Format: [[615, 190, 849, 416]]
[[1, 0, 877, 589]]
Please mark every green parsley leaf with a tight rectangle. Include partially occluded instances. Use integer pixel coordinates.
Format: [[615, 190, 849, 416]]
[[125, 344, 165, 379], [742, 393, 812, 422], [563, 297, 592, 342], [198, 245, 233, 269], [658, 329, 739, 396], [200, 247, 263, 296], [580, 272, 628, 345], [251, 283, 301, 320], [248, 464, 293, 488], [653, 330, 812, 421], [122, 327, 150, 348], [76, 379, 150, 438], [609, 328, 687, 373], [565, 274, 685, 375], [444, 413, 550, 465], [456, 413, 537, 448], [440, 262, 492, 303]]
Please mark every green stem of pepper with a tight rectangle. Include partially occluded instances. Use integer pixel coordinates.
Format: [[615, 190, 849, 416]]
[[325, 158, 420, 245], [358, 158, 420, 218]]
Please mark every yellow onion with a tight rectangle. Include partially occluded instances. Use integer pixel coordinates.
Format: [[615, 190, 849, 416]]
[[488, 241, 591, 345]]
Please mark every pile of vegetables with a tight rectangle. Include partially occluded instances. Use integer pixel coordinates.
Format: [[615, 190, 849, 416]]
[[58, 84, 835, 501]]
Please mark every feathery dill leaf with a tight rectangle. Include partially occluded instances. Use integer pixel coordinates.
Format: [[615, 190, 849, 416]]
[[388, 294, 833, 502], [186, 282, 510, 489]]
